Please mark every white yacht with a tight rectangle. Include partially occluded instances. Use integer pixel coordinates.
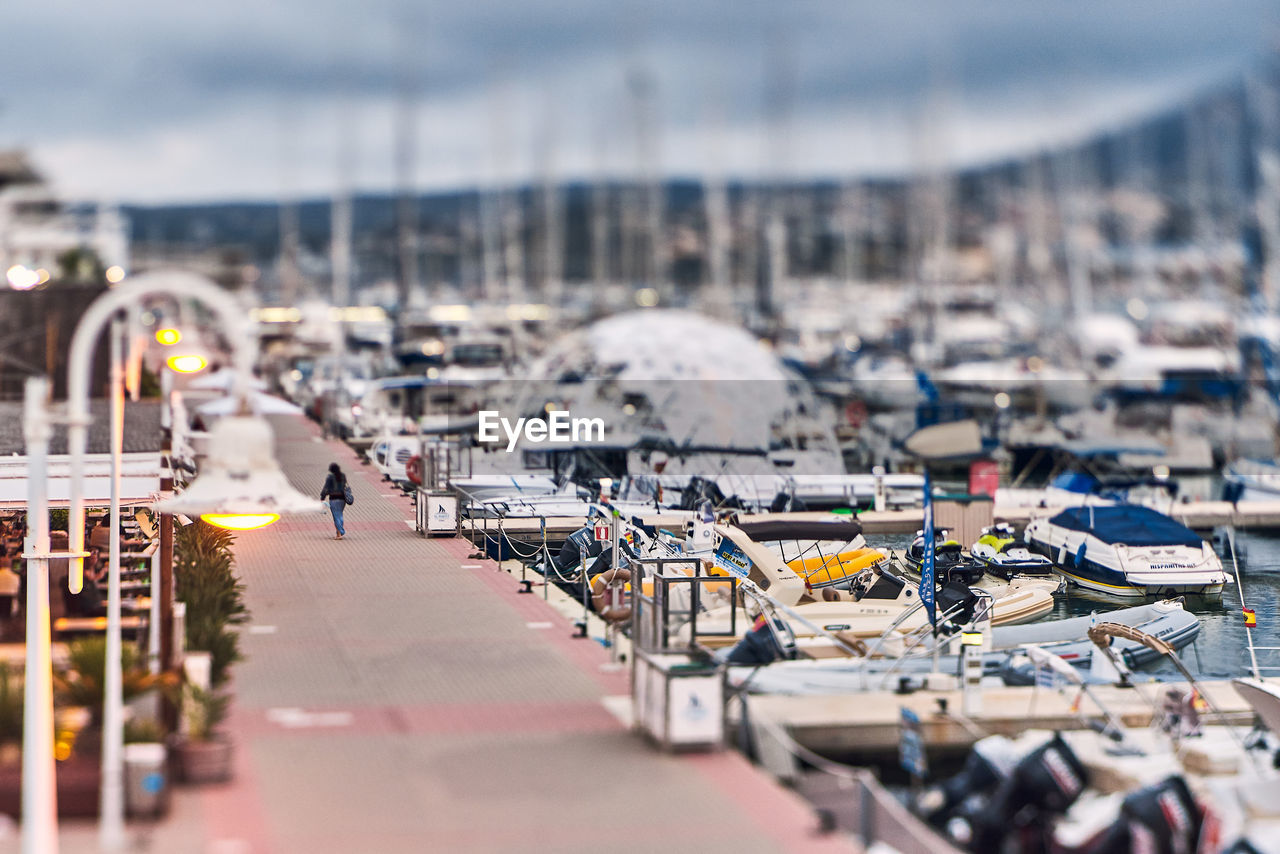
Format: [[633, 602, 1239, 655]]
[[1024, 504, 1226, 599]]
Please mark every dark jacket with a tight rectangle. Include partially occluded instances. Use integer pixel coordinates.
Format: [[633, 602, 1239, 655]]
[[321, 472, 346, 500]]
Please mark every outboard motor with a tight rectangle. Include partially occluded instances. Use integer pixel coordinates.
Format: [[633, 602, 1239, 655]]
[[554, 524, 604, 575], [954, 733, 1088, 852], [1117, 776, 1203, 854], [724, 616, 790, 665], [768, 491, 809, 513], [680, 477, 735, 511], [1064, 775, 1204, 854], [919, 735, 1023, 828], [935, 580, 980, 634], [945, 562, 987, 588]]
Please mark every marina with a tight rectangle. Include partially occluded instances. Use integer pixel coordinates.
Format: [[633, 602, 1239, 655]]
[[5, 4, 1280, 853]]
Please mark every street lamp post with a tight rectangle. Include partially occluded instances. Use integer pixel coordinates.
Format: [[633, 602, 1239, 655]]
[[21, 270, 315, 853], [21, 377, 61, 854]]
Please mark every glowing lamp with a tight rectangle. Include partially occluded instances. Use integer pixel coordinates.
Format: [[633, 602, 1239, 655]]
[[167, 353, 208, 373], [155, 328, 182, 346], [201, 513, 280, 531], [152, 416, 319, 527]]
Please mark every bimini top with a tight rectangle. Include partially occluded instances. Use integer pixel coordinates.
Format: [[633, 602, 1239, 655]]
[[1048, 505, 1203, 548], [735, 519, 862, 543]]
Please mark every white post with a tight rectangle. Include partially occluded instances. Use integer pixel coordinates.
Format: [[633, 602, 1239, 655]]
[[99, 318, 125, 850], [148, 546, 161, 675], [21, 376, 58, 854], [159, 368, 172, 431]]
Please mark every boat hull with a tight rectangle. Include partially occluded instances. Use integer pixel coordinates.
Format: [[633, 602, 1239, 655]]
[[1024, 512, 1226, 600], [1043, 554, 1224, 600]]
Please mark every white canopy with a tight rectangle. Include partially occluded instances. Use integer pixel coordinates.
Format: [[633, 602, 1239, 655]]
[[0, 452, 165, 508]]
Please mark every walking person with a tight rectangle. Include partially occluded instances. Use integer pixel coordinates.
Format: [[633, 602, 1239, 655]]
[[321, 462, 350, 540]]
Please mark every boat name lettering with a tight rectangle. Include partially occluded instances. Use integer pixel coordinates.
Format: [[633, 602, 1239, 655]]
[[477, 410, 605, 452], [1042, 746, 1084, 797]]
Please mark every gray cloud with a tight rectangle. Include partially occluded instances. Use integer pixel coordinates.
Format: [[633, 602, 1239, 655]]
[[4, 0, 1277, 201]]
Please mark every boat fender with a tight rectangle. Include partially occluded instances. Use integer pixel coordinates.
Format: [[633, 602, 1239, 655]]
[[591, 568, 633, 623], [405, 455, 423, 486]]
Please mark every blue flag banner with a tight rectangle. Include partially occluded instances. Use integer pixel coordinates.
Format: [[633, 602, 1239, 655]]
[[919, 469, 936, 627]]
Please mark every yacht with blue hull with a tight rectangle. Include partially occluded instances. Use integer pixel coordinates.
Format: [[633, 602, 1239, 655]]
[[1024, 505, 1227, 599]]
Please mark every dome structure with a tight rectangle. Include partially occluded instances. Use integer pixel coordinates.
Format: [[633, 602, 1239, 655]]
[[513, 310, 831, 454]]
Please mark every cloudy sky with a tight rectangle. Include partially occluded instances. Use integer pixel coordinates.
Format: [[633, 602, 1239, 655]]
[[5, 1, 1279, 203]]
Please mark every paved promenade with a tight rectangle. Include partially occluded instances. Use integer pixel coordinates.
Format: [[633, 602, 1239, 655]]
[[16, 415, 856, 853]]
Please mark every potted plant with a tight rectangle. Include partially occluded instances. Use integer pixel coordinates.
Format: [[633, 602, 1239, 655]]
[[171, 684, 232, 783], [174, 521, 248, 687], [0, 658, 107, 818]]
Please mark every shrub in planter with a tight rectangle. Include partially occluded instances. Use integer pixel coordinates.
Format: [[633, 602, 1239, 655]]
[[172, 685, 232, 784], [0, 664, 104, 818], [174, 521, 249, 687]]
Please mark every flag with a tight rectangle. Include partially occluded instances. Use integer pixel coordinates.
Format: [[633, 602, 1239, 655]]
[[920, 469, 936, 627], [1244, 608, 1257, 628]]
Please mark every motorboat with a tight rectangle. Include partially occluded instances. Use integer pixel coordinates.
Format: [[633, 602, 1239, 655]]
[[731, 517, 892, 591], [970, 523, 1056, 580], [449, 474, 562, 505], [997, 598, 1200, 683], [729, 599, 1200, 693], [1024, 504, 1227, 599], [672, 526, 1054, 656], [349, 375, 483, 439]]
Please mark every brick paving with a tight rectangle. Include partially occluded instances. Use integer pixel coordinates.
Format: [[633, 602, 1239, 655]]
[[16, 415, 857, 853]]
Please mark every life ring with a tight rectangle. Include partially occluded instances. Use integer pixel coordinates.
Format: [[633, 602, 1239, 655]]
[[591, 568, 633, 623], [405, 455, 423, 486], [844, 399, 867, 428]]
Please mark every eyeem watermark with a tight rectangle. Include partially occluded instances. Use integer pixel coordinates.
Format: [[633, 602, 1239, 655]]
[[478, 410, 605, 452]]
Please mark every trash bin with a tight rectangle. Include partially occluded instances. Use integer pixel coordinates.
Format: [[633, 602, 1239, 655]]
[[124, 743, 168, 818], [634, 651, 725, 751]]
